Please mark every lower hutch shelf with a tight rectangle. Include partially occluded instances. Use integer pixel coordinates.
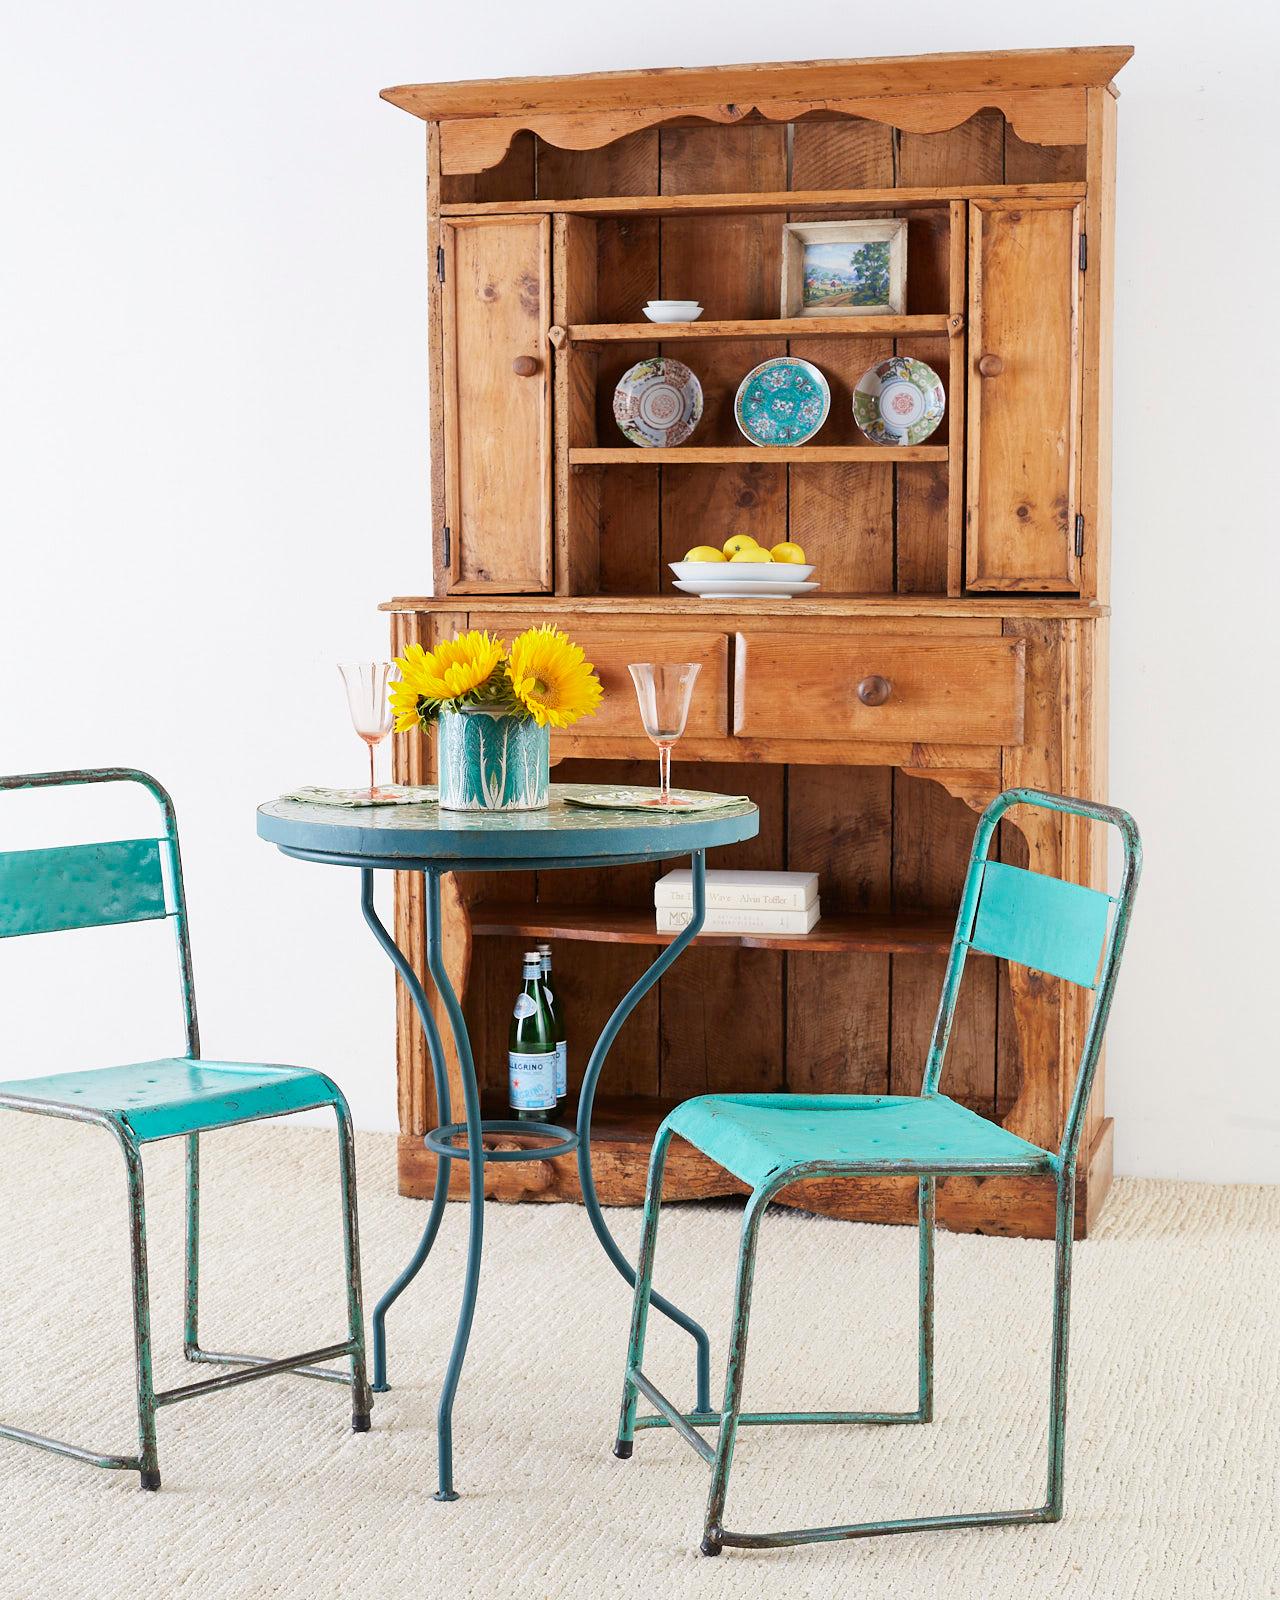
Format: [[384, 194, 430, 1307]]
[[470, 902, 954, 955]]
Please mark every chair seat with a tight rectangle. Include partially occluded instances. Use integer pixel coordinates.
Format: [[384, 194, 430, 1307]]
[[0, 1058, 339, 1143], [665, 1093, 1056, 1191]]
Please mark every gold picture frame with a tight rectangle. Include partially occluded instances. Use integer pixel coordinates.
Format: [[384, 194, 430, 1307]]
[[781, 219, 908, 318]]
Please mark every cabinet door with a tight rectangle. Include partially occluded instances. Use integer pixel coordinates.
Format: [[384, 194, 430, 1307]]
[[441, 216, 552, 593], [967, 200, 1082, 591]]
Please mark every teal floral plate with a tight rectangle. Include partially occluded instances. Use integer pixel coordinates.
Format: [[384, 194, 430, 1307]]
[[734, 357, 830, 446], [853, 356, 946, 446]]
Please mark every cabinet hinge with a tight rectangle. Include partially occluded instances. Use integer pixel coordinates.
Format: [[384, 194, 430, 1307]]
[[441, 524, 451, 566], [1074, 513, 1085, 559], [1078, 232, 1088, 271], [436, 244, 446, 282]]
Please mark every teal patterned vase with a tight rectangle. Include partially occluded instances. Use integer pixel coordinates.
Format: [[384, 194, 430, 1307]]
[[437, 707, 550, 811]]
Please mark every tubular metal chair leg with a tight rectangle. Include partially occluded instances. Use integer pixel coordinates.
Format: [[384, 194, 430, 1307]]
[[918, 1176, 935, 1422], [701, 1186, 774, 1556], [183, 1132, 200, 1359], [1046, 1175, 1076, 1520], [615, 1128, 674, 1459], [122, 1137, 161, 1491], [334, 1098, 373, 1431]]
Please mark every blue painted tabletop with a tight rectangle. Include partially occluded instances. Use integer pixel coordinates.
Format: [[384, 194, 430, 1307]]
[[257, 784, 759, 868]]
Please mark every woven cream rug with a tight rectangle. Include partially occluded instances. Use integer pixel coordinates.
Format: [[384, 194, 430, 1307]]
[[0, 1117, 1273, 1600]]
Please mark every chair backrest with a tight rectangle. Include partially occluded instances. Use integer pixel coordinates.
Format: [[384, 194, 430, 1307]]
[[921, 788, 1141, 1168], [0, 769, 199, 1057]]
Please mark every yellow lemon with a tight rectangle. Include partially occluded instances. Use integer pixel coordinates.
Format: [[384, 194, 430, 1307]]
[[729, 546, 773, 563], [722, 533, 759, 557], [770, 541, 807, 564], [684, 545, 726, 563]]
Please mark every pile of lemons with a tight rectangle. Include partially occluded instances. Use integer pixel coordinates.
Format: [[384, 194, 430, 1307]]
[[684, 534, 807, 565]]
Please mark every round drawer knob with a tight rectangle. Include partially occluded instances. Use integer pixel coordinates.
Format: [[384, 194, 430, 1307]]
[[857, 675, 893, 707], [512, 355, 540, 377], [977, 353, 1004, 378]]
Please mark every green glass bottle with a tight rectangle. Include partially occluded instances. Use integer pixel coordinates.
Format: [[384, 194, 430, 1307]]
[[508, 949, 558, 1122], [537, 942, 567, 1104]]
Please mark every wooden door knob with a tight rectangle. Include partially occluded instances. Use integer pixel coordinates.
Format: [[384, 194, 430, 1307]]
[[511, 355, 540, 377], [977, 353, 1004, 378], [856, 675, 893, 707]]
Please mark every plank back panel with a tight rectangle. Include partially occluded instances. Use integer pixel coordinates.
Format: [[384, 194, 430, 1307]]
[[788, 120, 895, 594], [786, 765, 893, 1094], [658, 126, 788, 577]]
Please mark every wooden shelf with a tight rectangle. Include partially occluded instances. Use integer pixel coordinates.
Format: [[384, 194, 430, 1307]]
[[570, 445, 948, 466], [470, 901, 954, 955], [438, 183, 1085, 220], [563, 314, 957, 344]]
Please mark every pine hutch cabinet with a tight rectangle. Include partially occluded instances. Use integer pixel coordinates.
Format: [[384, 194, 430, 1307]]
[[380, 46, 1130, 1239]]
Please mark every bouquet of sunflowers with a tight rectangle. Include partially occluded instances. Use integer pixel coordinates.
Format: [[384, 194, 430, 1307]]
[[390, 626, 603, 812], [391, 625, 603, 731]]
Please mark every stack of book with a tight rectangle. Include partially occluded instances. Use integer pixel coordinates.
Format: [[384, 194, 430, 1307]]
[[654, 868, 820, 937]]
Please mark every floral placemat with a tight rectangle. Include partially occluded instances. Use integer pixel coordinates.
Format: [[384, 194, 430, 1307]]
[[278, 784, 439, 808], [563, 787, 750, 813]]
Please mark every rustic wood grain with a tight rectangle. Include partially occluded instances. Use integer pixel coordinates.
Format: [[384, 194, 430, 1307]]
[[967, 200, 1082, 590], [658, 125, 788, 582], [440, 215, 552, 592]]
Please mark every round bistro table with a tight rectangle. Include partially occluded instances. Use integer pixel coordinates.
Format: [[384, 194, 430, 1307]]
[[256, 783, 759, 1500]]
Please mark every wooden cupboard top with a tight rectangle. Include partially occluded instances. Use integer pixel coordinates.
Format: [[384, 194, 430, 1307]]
[[382, 46, 1133, 122], [380, 595, 1108, 619]]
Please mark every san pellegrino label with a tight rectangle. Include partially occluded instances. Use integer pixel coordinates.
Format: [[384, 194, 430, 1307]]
[[538, 943, 567, 1099], [509, 951, 556, 1117]]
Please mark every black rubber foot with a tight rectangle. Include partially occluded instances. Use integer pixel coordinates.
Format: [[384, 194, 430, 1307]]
[[699, 1536, 722, 1557], [613, 1439, 633, 1459], [352, 1412, 372, 1433], [140, 1469, 161, 1492]]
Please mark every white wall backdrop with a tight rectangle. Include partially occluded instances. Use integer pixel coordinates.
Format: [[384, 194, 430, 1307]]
[[2, 2, 1277, 1181]]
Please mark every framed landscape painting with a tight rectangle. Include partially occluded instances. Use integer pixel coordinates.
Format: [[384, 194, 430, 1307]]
[[781, 219, 907, 317]]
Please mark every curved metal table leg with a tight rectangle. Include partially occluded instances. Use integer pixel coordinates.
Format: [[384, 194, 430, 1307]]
[[420, 868, 486, 1501], [360, 869, 455, 1395], [577, 849, 714, 1414]]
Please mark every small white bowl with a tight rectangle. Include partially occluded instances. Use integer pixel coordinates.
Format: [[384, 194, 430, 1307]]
[[644, 304, 703, 323], [670, 560, 814, 583]]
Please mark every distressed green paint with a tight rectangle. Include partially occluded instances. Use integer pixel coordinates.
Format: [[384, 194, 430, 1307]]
[[968, 860, 1113, 988], [436, 708, 550, 811], [257, 783, 758, 864], [0, 768, 372, 1488], [0, 838, 167, 939], [614, 787, 1142, 1556]]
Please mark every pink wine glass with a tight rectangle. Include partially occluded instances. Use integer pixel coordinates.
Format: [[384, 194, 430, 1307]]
[[338, 662, 396, 799], [628, 662, 701, 805]]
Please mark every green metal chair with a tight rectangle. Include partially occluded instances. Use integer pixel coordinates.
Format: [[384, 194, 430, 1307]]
[[0, 768, 372, 1490], [614, 788, 1141, 1555]]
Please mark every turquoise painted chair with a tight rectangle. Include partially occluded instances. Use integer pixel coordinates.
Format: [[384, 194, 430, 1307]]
[[615, 788, 1141, 1555], [0, 769, 372, 1489]]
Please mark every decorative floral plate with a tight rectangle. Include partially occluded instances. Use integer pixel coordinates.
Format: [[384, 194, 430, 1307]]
[[853, 356, 946, 446], [563, 788, 750, 813], [613, 358, 704, 447], [277, 784, 439, 808], [734, 357, 831, 446]]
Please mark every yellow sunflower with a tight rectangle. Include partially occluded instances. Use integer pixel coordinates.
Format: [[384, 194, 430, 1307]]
[[507, 625, 603, 729], [389, 632, 506, 729]]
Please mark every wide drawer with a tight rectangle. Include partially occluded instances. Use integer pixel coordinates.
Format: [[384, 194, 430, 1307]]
[[733, 631, 1025, 745], [467, 620, 730, 740]]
